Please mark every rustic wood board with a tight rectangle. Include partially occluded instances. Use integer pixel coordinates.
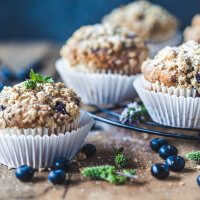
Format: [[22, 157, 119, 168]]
[[0, 42, 199, 200]]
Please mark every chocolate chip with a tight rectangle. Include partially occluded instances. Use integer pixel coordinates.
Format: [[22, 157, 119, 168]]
[[54, 101, 68, 115]]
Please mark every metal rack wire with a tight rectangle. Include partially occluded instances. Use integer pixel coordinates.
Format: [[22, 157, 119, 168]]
[[88, 104, 200, 141]]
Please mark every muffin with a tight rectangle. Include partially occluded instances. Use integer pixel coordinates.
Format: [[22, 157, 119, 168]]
[[134, 41, 200, 128], [184, 14, 200, 43], [57, 23, 148, 104], [103, 0, 178, 42], [0, 70, 94, 168]]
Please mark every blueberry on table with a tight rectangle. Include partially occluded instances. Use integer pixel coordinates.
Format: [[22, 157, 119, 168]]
[[0, 83, 4, 91], [165, 156, 185, 172], [53, 158, 71, 172], [197, 175, 200, 186], [159, 145, 178, 160], [15, 165, 35, 182], [81, 144, 96, 157], [48, 170, 66, 184], [0, 65, 15, 81], [150, 138, 168, 152], [151, 163, 170, 180]]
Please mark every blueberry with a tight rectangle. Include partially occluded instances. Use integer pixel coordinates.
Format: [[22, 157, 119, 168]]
[[54, 101, 67, 114], [15, 165, 35, 182], [151, 163, 170, 179], [0, 65, 15, 81], [0, 83, 4, 91], [16, 68, 30, 80], [197, 175, 200, 186], [53, 158, 71, 172], [150, 138, 168, 152], [159, 145, 178, 160], [196, 73, 200, 83], [48, 169, 66, 184], [81, 144, 96, 157], [165, 156, 185, 172]]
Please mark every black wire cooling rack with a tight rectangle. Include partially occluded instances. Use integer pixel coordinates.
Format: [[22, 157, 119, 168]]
[[88, 103, 200, 141]]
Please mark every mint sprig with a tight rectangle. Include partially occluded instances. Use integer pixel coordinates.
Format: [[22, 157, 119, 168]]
[[24, 69, 54, 89], [186, 151, 200, 162]]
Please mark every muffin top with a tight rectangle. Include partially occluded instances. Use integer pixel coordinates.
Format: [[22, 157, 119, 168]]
[[103, 0, 178, 42], [60, 23, 148, 74], [142, 41, 200, 92], [184, 15, 200, 43], [0, 70, 81, 129]]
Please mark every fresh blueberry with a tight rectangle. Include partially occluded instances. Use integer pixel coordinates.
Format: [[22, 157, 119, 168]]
[[197, 175, 200, 186], [159, 145, 178, 160], [151, 163, 170, 179], [81, 144, 96, 157], [53, 158, 71, 172], [150, 138, 168, 152], [48, 169, 66, 184], [165, 156, 185, 172], [16, 68, 30, 80], [15, 165, 35, 182], [0, 83, 4, 91], [0, 65, 15, 81]]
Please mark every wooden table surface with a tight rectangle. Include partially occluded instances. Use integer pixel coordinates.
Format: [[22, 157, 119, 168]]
[[0, 42, 199, 200]]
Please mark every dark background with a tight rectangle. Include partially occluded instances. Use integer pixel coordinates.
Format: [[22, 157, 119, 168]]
[[0, 0, 199, 42]]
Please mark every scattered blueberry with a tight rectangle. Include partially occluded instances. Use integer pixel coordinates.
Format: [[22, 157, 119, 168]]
[[48, 169, 66, 184], [150, 138, 168, 152], [15, 165, 35, 182], [159, 145, 178, 160], [53, 158, 71, 172], [0, 65, 15, 81], [197, 175, 200, 186], [0, 83, 4, 91], [81, 144, 96, 157], [16, 68, 30, 80], [165, 156, 185, 172], [54, 101, 67, 114], [151, 163, 170, 180]]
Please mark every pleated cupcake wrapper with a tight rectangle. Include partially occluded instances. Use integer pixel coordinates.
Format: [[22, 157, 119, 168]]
[[143, 77, 197, 98], [134, 76, 200, 128], [0, 111, 94, 169], [148, 30, 182, 57], [56, 58, 139, 105]]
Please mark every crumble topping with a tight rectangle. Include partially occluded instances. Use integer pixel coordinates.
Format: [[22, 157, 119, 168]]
[[60, 23, 148, 74], [142, 41, 200, 92], [0, 82, 81, 129], [184, 15, 200, 43], [103, 0, 178, 42]]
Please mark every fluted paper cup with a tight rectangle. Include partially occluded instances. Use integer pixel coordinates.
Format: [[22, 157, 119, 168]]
[[148, 30, 182, 57], [56, 59, 139, 105], [134, 76, 200, 128], [0, 111, 94, 169]]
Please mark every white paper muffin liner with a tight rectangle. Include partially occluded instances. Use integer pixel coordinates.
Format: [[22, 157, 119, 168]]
[[0, 111, 94, 169], [133, 76, 200, 128], [56, 58, 139, 105], [143, 76, 197, 98], [148, 30, 183, 57]]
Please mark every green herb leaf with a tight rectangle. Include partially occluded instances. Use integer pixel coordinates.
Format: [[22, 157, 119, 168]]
[[113, 146, 127, 168], [24, 80, 37, 89], [122, 169, 136, 176], [186, 151, 200, 162]]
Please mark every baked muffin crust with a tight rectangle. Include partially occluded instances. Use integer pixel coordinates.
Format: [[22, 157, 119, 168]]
[[0, 82, 81, 129], [142, 41, 200, 92], [184, 15, 200, 43], [103, 0, 178, 42], [60, 23, 148, 74]]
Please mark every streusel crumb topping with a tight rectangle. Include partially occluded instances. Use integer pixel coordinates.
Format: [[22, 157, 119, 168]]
[[0, 82, 81, 129], [103, 0, 178, 42], [142, 41, 200, 92], [60, 23, 148, 74], [184, 15, 200, 43]]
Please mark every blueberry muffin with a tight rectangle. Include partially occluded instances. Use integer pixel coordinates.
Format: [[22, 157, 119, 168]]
[[184, 14, 200, 43], [60, 23, 148, 75], [0, 72, 81, 133], [142, 40, 200, 95], [103, 0, 178, 42]]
